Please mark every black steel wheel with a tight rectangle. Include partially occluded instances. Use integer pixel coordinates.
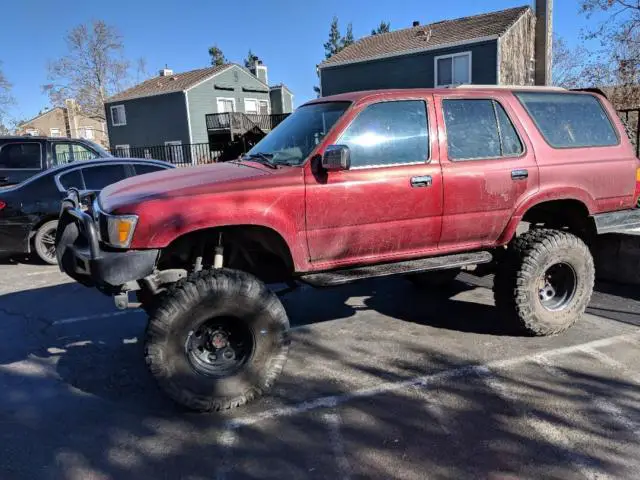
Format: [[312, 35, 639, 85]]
[[145, 268, 289, 412], [34, 220, 59, 265], [494, 229, 594, 336], [185, 316, 254, 377]]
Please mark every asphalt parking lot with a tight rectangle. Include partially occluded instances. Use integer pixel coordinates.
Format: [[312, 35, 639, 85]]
[[1, 258, 640, 480]]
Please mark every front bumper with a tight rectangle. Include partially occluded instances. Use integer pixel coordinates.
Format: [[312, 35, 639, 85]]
[[593, 209, 640, 235], [55, 190, 159, 289]]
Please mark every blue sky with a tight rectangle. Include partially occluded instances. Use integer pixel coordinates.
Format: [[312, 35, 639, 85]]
[[2, 0, 595, 120]]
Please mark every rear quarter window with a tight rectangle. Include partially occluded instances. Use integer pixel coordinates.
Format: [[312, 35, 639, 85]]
[[515, 92, 619, 148]]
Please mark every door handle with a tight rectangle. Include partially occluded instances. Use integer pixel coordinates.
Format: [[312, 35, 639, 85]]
[[511, 169, 528, 180], [410, 175, 432, 188]]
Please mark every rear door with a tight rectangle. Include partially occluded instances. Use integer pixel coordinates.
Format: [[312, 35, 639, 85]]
[[435, 92, 539, 249], [305, 96, 443, 267], [0, 141, 44, 185]]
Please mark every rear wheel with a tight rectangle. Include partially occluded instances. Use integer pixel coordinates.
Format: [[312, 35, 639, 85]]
[[493, 229, 594, 336], [406, 268, 461, 288], [145, 268, 290, 411], [33, 220, 58, 265]]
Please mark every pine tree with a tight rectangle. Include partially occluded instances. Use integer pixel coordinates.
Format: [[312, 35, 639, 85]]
[[371, 21, 391, 35], [323, 16, 342, 59], [341, 23, 354, 49], [244, 49, 259, 68], [208, 45, 227, 66]]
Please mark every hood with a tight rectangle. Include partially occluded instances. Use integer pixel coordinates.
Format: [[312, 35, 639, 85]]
[[100, 161, 272, 212]]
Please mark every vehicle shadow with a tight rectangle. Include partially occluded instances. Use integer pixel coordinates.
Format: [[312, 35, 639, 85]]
[[0, 275, 639, 478]]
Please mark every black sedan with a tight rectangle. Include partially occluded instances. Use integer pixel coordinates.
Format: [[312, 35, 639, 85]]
[[0, 158, 174, 264]]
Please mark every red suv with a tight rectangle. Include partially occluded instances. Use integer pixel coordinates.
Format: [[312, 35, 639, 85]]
[[56, 86, 640, 411]]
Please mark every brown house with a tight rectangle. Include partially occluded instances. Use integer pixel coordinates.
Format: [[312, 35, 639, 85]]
[[17, 99, 108, 146]]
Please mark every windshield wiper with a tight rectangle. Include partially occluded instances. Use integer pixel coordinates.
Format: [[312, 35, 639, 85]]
[[243, 152, 278, 169]]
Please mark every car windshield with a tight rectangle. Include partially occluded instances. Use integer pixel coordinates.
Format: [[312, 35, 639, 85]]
[[245, 102, 350, 166]]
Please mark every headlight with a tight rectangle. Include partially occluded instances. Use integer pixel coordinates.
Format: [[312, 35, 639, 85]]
[[104, 214, 138, 248]]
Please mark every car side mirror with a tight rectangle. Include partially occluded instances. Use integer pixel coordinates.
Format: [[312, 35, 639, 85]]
[[321, 145, 351, 171]]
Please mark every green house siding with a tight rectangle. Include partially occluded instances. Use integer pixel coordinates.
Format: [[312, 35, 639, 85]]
[[187, 66, 271, 143], [321, 40, 498, 96], [105, 92, 189, 147]]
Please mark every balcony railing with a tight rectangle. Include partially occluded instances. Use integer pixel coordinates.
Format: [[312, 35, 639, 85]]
[[205, 112, 289, 134]]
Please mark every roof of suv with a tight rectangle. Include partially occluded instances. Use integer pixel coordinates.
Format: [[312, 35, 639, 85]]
[[306, 86, 573, 105]]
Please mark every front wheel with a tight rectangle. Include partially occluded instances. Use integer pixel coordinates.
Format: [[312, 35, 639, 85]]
[[493, 229, 594, 336], [33, 220, 59, 265], [145, 268, 290, 412]]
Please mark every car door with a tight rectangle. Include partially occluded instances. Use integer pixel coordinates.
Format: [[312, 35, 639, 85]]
[[305, 96, 443, 267], [435, 93, 539, 249], [0, 141, 44, 185]]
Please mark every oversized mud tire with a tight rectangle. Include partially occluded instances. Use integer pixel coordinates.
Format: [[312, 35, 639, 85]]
[[145, 268, 290, 412], [406, 268, 461, 288], [493, 229, 594, 336], [34, 220, 59, 265]]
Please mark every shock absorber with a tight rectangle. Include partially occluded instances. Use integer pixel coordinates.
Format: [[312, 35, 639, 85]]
[[213, 232, 224, 269]]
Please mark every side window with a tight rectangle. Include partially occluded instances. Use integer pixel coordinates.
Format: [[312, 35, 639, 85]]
[[71, 143, 99, 161], [134, 164, 167, 175], [81, 164, 128, 190], [337, 100, 429, 168], [443, 99, 523, 160], [53, 143, 73, 165], [0, 142, 42, 169], [516, 92, 618, 148], [58, 169, 84, 190]]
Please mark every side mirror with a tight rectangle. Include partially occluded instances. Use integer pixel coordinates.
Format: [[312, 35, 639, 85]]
[[321, 145, 351, 171]]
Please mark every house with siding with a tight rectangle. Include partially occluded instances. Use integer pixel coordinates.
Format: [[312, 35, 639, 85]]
[[318, 5, 538, 96], [104, 62, 293, 163], [17, 99, 109, 146]]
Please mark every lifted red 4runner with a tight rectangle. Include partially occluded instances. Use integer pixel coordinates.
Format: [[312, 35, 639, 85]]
[[56, 86, 640, 411]]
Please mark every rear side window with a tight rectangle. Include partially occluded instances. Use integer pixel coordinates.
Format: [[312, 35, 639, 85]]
[[515, 92, 618, 148], [134, 163, 167, 175], [0, 142, 42, 169], [337, 100, 429, 168], [443, 99, 523, 160], [81, 164, 128, 190], [58, 169, 84, 190]]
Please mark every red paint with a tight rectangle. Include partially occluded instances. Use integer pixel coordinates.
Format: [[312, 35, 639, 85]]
[[99, 87, 638, 274]]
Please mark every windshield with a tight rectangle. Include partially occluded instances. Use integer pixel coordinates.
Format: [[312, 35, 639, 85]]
[[246, 102, 350, 165]]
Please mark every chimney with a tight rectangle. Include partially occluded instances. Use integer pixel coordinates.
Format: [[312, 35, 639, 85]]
[[534, 0, 553, 85], [412, 21, 420, 27], [249, 59, 269, 85], [159, 66, 174, 77]]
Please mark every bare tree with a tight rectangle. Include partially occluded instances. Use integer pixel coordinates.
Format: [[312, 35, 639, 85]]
[[43, 20, 130, 121], [552, 36, 589, 88], [580, 0, 640, 85], [0, 62, 14, 127]]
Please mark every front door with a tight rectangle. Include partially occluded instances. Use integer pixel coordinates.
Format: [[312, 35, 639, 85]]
[[435, 93, 539, 248], [305, 97, 443, 268]]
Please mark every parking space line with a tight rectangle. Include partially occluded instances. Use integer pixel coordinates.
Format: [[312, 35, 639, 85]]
[[227, 332, 640, 429], [580, 347, 640, 384], [323, 411, 351, 480], [215, 428, 238, 480], [52, 309, 143, 325], [475, 365, 602, 480]]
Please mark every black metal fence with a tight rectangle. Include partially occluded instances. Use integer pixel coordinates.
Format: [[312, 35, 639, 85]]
[[109, 143, 221, 167], [618, 108, 640, 157]]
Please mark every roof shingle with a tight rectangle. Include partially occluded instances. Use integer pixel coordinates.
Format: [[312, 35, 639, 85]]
[[107, 64, 235, 102], [320, 5, 531, 68]]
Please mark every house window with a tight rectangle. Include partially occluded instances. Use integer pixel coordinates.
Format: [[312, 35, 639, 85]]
[[165, 140, 184, 164], [244, 99, 259, 114], [258, 100, 269, 115], [435, 52, 472, 87], [110, 105, 127, 126], [25, 128, 38, 136], [50, 128, 61, 137], [217, 98, 236, 113], [81, 126, 94, 140], [114, 144, 130, 157]]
